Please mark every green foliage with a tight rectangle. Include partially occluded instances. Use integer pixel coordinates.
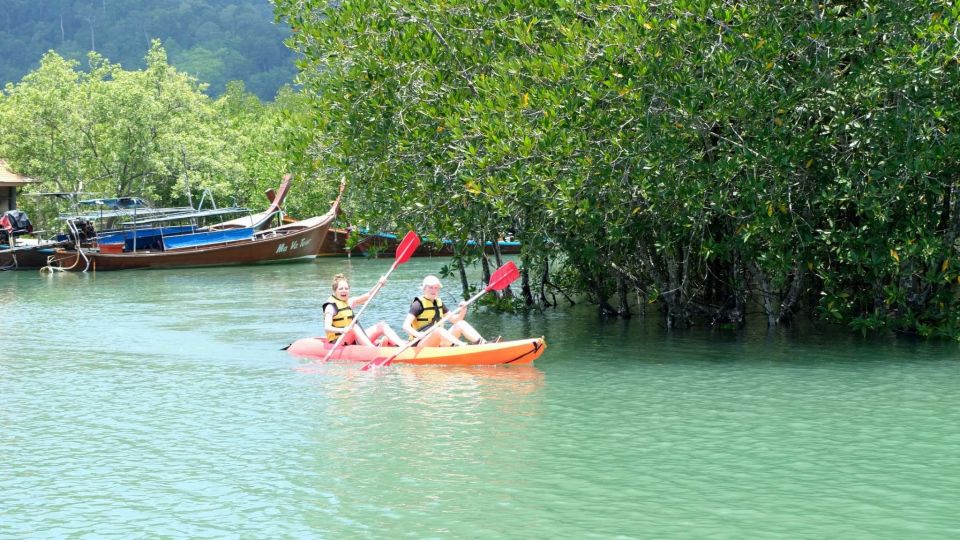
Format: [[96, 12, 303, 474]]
[[0, 43, 294, 219], [0, 0, 294, 100], [282, 1, 960, 338]]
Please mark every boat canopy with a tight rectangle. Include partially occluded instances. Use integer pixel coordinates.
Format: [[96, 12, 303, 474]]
[[61, 206, 195, 222], [119, 207, 251, 227], [77, 197, 148, 209]]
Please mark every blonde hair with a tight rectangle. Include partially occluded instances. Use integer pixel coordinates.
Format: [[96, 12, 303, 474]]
[[331, 273, 349, 292]]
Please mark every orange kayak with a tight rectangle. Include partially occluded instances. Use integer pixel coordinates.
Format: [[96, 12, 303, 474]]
[[286, 337, 547, 366]]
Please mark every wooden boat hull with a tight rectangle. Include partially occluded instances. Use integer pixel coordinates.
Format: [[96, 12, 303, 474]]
[[50, 215, 332, 271], [316, 228, 351, 256], [0, 245, 60, 269], [287, 337, 547, 366]]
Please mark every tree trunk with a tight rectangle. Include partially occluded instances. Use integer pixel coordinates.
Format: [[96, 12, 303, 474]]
[[617, 273, 631, 318], [456, 253, 470, 301], [751, 262, 778, 327], [521, 254, 534, 306], [539, 255, 552, 307], [777, 263, 806, 325], [638, 241, 692, 328], [728, 250, 747, 328], [665, 252, 690, 327], [596, 276, 618, 317], [480, 250, 491, 287]]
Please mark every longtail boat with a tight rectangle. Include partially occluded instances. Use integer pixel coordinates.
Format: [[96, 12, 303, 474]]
[[49, 215, 333, 271], [43, 176, 340, 271], [286, 337, 547, 366]]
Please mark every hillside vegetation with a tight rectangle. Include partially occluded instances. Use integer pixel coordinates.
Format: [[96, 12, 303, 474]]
[[0, 0, 294, 99]]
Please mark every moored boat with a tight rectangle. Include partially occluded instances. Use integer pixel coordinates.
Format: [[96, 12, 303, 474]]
[[49, 214, 333, 271], [287, 337, 547, 366], [43, 176, 340, 271]]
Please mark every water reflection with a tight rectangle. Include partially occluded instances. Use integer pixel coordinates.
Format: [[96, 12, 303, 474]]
[[294, 362, 545, 397], [288, 358, 547, 536]]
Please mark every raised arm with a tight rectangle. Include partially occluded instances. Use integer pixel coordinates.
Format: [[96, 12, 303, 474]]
[[447, 302, 467, 323], [349, 276, 388, 308]]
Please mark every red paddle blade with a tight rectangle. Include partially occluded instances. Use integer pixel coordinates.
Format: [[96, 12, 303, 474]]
[[393, 231, 420, 266], [486, 261, 520, 292], [360, 358, 384, 371]]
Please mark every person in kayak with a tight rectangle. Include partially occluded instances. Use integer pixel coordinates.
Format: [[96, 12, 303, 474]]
[[324, 273, 405, 347], [402, 275, 491, 347]]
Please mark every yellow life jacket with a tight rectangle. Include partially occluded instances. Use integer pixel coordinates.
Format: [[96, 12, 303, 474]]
[[323, 295, 353, 342], [412, 296, 445, 332]]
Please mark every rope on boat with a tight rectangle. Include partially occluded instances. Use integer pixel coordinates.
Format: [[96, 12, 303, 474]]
[[40, 219, 90, 273], [0, 253, 16, 271]]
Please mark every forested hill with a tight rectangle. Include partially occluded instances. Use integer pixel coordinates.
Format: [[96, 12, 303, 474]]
[[0, 0, 295, 100]]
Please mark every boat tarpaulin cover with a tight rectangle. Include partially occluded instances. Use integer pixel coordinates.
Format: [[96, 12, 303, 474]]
[[162, 227, 253, 250], [99, 226, 195, 245]]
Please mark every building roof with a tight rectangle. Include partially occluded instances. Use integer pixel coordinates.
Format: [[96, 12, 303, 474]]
[[0, 159, 36, 187]]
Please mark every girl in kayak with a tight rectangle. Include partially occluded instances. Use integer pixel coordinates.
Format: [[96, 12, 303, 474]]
[[324, 273, 405, 347], [402, 275, 491, 346]]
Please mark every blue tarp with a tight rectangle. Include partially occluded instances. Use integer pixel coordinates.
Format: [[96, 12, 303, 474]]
[[99, 226, 196, 251], [162, 228, 253, 250], [100, 226, 194, 246]]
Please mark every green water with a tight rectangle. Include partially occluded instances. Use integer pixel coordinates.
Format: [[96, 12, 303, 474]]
[[2, 259, 960, 538]]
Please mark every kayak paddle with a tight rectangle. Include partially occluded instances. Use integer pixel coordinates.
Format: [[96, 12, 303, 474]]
[[321, 230, 420, 362], [360, 260, 520, 371]]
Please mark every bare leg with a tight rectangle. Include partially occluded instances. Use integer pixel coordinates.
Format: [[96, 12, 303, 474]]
[[417, 330, 444, 347], [366, 321, 405, 346], [364, 323, 384, 345], [416, 326, 466, 347], [435, 326, 468, 346], [450, 320, 484, 344], [348, 326, 375, 347]]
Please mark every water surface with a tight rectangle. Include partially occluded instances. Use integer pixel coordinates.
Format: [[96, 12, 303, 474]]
[[2, 259, 959, 538]]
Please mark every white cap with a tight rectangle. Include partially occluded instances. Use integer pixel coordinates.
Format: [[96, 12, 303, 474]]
[[422, 275, 442, 288]]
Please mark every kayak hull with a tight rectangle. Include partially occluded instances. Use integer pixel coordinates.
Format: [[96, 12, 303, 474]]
[[287, 337, 547, 366]]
